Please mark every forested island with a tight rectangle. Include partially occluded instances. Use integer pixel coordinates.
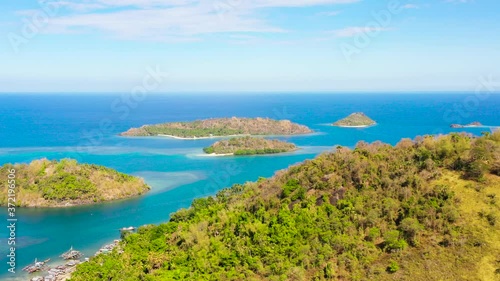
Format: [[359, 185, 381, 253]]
[[70, 131, 500, 280], [203, 136, 297, 156], [333, 112, 376, 127], [0, 159, 150, 207], [120, 117, 312, 138]]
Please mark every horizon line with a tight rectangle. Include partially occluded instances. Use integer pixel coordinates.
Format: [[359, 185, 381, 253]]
[[1, 91, 500, 95]]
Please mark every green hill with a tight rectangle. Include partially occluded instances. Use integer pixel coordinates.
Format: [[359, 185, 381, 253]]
[[203, 136, 297, 155], [120, 117, 312, 138], [333, 112, 376, 127], [71, 132, 500, 281], [0, 159, 150, 207]]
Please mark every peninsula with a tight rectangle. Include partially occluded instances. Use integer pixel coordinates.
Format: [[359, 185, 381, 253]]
[[203, 136, 297, 156], [120, 117, 312, 138], [0, 159, 150, 207], [333, 112, 376, 127], [450, 121, 483, 128]]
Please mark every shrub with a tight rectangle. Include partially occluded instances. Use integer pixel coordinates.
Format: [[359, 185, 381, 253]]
[[387, 260, 400, 273]]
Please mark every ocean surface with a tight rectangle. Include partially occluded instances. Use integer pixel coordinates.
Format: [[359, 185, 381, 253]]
[[0, 93, 499, 280]]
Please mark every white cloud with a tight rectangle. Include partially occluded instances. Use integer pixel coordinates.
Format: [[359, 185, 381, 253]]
[[47, 6, 283, 41], [446, 0, 474, 3], [51, 0, 360, 11], [250, 0, 359, 8], [53, 1, 106, 11], [318, 10, 342, 16], [331, 26, 390, 37], [55, 0, 196, 10], [28, 0, 359, 41], [401, 4, 419, 9]]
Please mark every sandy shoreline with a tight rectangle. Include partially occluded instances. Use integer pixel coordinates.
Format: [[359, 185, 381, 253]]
[[157, 134, 249, 140], [334, 124, 376, 128], [155, 133, 317, 140], [452, 125, 494, 128], [197, 153, 234, 157]]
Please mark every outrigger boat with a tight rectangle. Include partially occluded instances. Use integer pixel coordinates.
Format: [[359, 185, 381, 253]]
[[60, 246, 83, 260], [22, 258, 50, 273]]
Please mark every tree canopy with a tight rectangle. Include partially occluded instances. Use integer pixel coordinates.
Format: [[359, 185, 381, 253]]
[[71, 132, 500, 280]]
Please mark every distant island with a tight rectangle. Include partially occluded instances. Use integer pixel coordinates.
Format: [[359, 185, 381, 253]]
[[0, 159, 150, 207], [450, 122, 483, 128], [203, 136, 297, 156], [333, 112, 376, 127], [120, 117, 312, 138]]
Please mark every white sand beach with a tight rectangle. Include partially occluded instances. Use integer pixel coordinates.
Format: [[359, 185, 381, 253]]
[[157, 134, 249, 140]]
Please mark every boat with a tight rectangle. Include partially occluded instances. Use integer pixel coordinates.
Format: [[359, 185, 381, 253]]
[[22, 258, 50, 273], [95, 239, 121, 255], [119, 226, 137, 238], [60, 246, 83, 260]]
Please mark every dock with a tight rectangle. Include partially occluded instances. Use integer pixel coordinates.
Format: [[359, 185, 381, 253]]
[[95, 239, 121, 255], [60, 246, 83, 260], [22, 258, 50, 273], [31, 259, 82, 281], [27, 226, 133, 280]]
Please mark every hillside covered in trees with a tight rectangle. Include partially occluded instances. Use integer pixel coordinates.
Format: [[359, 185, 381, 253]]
[[333, 112, 376, 127], [71, 132, 500, 280], [120, 117, 312, 138], [0, 159, 150, 207], [203, 136, 297, 155]]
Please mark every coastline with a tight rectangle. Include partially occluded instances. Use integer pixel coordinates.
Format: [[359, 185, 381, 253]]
[[452, 125, 493, 128], [333, 123, 377, 128], [26, 239, 121, 281], [121, 132, 319, 140], [200, 153, 235, 157], [157, 134, 250, 140], [2, 192, 149, 208], [155, 133, 317, 139]]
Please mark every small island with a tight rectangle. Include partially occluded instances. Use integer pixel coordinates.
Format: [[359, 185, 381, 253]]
[[0, 159, 150, 207], [450, 121, 483, 128], [120, 117, 312, 139], [332, 112, 376, 127], [203, 136, 297, 156]]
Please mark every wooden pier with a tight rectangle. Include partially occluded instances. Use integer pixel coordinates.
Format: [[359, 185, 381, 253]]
[[22, 258, 50, 273], [60, 246, 83, 260]]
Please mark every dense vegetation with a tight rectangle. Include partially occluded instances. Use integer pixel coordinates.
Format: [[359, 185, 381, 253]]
[[333, 112, 376, 127], [120, 117, 312, 138], [71, 132, 500, 280], [0, 159, 150, 207], [203, 137, 297, 155]]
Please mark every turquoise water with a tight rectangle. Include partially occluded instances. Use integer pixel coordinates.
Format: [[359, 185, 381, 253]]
[[0, 93, 498, 280]]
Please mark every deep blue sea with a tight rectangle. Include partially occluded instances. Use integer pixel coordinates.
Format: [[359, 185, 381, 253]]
[[0, 93, 498, 280]]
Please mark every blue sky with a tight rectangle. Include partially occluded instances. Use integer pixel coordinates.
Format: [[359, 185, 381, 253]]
[[0, 0, 499, 92]]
